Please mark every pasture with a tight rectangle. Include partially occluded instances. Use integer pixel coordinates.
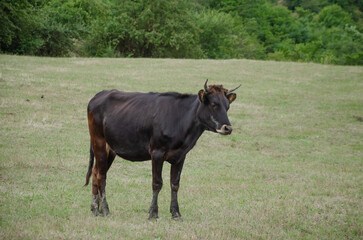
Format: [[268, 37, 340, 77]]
[[0, 55, 362, 239]]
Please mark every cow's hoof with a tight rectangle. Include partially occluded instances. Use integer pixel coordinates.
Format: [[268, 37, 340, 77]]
[[171, 211, 182, 220], [100, 208, 110, 217], [91, 205, 100, 217], [172, 216, 183, 221], [148, 212, 159, 220], [148, 206, 159, 220], [100, 210, 110, 217], [148, 216, 159, 221], [148, 213, 159, 220], [100, 205, 110, 217], [91, 194, 100, 216], [99, 197, 110, 217]]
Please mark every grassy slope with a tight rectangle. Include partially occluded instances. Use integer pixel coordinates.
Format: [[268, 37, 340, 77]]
[[0, 55, 362, 239]]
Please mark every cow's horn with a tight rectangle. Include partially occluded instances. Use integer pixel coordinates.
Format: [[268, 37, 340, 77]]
[[204, 79, 209, 92], [227, 84, 241, 93]]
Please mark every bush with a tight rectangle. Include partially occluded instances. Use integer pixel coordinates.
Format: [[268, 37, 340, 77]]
[[35, 0, 96, 56], [318, 4, 353, 28], [0, 0, 43, 54], [195, 9, 266, 59], [86, 0, 203, 58]]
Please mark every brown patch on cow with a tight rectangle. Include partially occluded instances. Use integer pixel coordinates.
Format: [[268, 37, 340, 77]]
[[88, 109, 110, 201], [88, 111, 94, 127], [88, 111, 96, 141], [208, 85, 228, 94], [88, 111, 102, 140]]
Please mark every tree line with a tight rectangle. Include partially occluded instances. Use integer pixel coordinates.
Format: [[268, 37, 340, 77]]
[[1, 0, 362, 65]]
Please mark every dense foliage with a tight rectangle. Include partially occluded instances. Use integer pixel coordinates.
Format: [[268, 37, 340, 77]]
[[1, 0, 362, 64]]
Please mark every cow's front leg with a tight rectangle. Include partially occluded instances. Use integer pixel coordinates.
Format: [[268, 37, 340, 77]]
[[170, 156, 185, 219], [149, 150, 164, 219]]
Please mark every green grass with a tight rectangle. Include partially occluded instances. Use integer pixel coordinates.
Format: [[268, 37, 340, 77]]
[[0, 55, 362, 239]]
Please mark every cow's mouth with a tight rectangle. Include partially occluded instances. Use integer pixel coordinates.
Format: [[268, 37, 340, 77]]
[[216, 125, 232, 135]]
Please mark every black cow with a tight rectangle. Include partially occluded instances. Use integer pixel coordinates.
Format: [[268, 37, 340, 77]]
[[84, 80, 240, 219]]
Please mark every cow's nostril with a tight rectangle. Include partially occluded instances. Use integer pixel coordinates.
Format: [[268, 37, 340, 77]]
[[217, 125, 233, 135], [225, 125, 232, 133], [221, 125, 232, 134]]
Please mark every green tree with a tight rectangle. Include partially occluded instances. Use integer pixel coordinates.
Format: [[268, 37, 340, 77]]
[[317, 4, 354, 28], [87, 0, 202, 58], [195, 9, 265, 59], [0, 0, 43, 54], [35, 0, 104, 56], [0, 0, 362, 64]]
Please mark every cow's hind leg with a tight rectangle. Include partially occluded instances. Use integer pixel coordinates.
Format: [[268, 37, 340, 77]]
[[91, 167, 100, 216], [99, 145, 116, 216], [91, 139, 115, 217]]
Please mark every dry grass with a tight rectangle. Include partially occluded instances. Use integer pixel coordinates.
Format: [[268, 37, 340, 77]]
[[0, 55, 362, 239]]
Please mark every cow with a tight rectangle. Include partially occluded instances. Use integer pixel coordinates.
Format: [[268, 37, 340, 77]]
[[84, 79, 240, 219]]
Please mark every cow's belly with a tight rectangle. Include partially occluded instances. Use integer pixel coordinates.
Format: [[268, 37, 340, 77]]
[[105, 134, 151, 162], [107, 140, 151, 161], [115, 149, 151, 162], [104, 120, 152, 161]]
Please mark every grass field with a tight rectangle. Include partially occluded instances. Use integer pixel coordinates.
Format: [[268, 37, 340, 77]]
[[0, 55, 362, 239]]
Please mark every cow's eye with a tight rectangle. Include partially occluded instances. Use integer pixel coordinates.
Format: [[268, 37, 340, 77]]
[[211, 103, 218, 110]]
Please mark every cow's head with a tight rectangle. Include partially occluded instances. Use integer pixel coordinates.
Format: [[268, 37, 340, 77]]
[[197, 79, 240, 135]]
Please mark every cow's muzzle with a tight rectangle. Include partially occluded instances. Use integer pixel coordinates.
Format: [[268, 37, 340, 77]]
[[216, 124, 232, 135]]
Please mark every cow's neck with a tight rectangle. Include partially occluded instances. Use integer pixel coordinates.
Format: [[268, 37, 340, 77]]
[[182, 97, 205, 141]]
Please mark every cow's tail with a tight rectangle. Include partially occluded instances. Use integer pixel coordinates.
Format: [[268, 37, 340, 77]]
[[84, 142, 94, 187]]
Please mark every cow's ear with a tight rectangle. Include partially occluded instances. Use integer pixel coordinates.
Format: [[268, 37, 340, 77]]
[[198, 89, 205, 103], [226, 93, 236, 103]]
